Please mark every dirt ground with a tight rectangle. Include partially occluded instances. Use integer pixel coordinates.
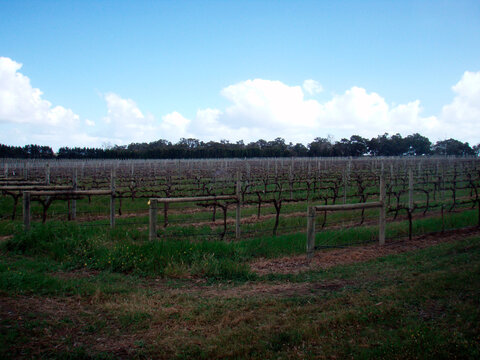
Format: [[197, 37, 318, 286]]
[[250, 226, 480, 275], [2, 227, 479, 358]]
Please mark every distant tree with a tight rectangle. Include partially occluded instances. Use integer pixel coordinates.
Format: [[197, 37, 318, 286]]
[[474, 144, 480, 157], [178, 138, 201, 149], [404, 133, 431, 155], [3, 133, 476, 159], [348, 135, 368, 156], [368, 133, 407, 156], [332, 138, 350, 157], [432, 139, 475, 156], [308, 137, 333, 157], [289, 143, 308, 157]]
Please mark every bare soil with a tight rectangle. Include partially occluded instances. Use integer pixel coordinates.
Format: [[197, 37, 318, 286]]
[[0, 295, 141, 358], [250, 226, 480, 275]]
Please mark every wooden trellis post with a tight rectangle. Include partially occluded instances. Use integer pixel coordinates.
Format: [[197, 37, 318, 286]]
[[236, 172, 241, 239], [408, 168, 414, 211], [23, 191, 31, 231], [45, 164, 50, 185], [149, 199, 157, 241], [379, 174, 386, 245], [110, 168, 116, 229], [306, 206, 316, 260], [148, 195, 238, 241], [306, 192, 386, 259], [408, 168, 414, 240], [71, 169, 77, 220]]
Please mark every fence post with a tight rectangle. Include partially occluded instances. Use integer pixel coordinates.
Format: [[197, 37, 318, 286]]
[[408, 168, 414, 211], [149, 199, 158, 241], [477, 199, 480, 227], [289, 164, 294, 200], [4, 163, 8, 179], [23, 191, 31, 231], [306, 206, 316, 259], [379, 175, 386, 245], [71, 169, 77, 220], [45, 163, 50, 185], [110, 168, 115, 229], [441, 204, 445, 233], [235, 172, 241, 239], [408, 168, 414, 240]]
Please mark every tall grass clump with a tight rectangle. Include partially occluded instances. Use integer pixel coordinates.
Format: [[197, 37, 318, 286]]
[[2, 223, 257, 281], [3, 208, 477, 281]]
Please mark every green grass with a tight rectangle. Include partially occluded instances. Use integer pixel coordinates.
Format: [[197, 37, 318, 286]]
[[2, 208, 478, 283], [0, 232, 480, 359], [1, 223, 479, 358]]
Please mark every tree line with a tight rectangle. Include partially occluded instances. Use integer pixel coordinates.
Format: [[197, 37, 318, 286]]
[[1, 133, 478, 159]]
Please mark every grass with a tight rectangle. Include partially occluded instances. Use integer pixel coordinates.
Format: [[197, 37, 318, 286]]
[[1, 233, 479, 358], [1, 208, 478, 283], [1, 170, 479, 357]]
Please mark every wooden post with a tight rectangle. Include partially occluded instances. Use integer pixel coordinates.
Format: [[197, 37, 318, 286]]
[[343, 170, 347, 204], [110, 168, 115, 228], [379, 175, 386, 245], [306, 206, 316, 259], [289, 164, 293, 200], [477, 199, 480, 227], [45, 163, 50, 185], [4, 163, 8, 179], [149, 199, 158, 241], [23, 162, 27, 180], [408, 168, 414, 211], [71, 169, 77, 220], [23, 191, 31, 231], [441, 204, 445, 233], [408, 168, 414, 240], [235, 172, 241, 239]]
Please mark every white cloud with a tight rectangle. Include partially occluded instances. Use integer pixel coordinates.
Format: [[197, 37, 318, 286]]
[[314, 87, 441, 141], [1, 55, 479, 150], [159, 111, 191, 141], [102, 92, 158, 144], [221, 79, 321, 129], [149, 74, 480, 146], [0, 57, 79, 127], [173, 80, 437, 144], [437, 71, 480, 143], [0, 56, 105, 150], [303, 79, 323, 95]]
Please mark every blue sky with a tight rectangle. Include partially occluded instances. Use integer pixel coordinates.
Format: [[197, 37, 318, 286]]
[[1, 0, 479, 150]]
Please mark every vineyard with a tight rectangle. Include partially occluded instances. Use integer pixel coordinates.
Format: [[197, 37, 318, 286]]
[[1, 157, 479, 249], [1, 157, 480, 358]]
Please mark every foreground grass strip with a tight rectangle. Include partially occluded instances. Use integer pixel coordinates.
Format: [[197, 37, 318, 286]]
[[1, 235, 479, 358], [2, 209, 477, 283]]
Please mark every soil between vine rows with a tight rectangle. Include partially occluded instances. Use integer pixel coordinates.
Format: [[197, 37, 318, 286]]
[[250, 226, 480, 275]]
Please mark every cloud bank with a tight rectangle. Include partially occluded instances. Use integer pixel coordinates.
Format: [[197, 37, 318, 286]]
[[0, 56, 478, 150]]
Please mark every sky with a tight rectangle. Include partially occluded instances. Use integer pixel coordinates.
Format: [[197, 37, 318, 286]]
[[0, 0, 479, 151]]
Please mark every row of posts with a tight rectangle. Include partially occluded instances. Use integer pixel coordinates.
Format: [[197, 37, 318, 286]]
[[23, 169, 115, 231], [306, 175, 386, 259], [148, 173, 242, 241]]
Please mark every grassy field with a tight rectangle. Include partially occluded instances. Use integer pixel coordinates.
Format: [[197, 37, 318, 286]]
[[1, 159, 479, 358], [1, 222, 479, 358]]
